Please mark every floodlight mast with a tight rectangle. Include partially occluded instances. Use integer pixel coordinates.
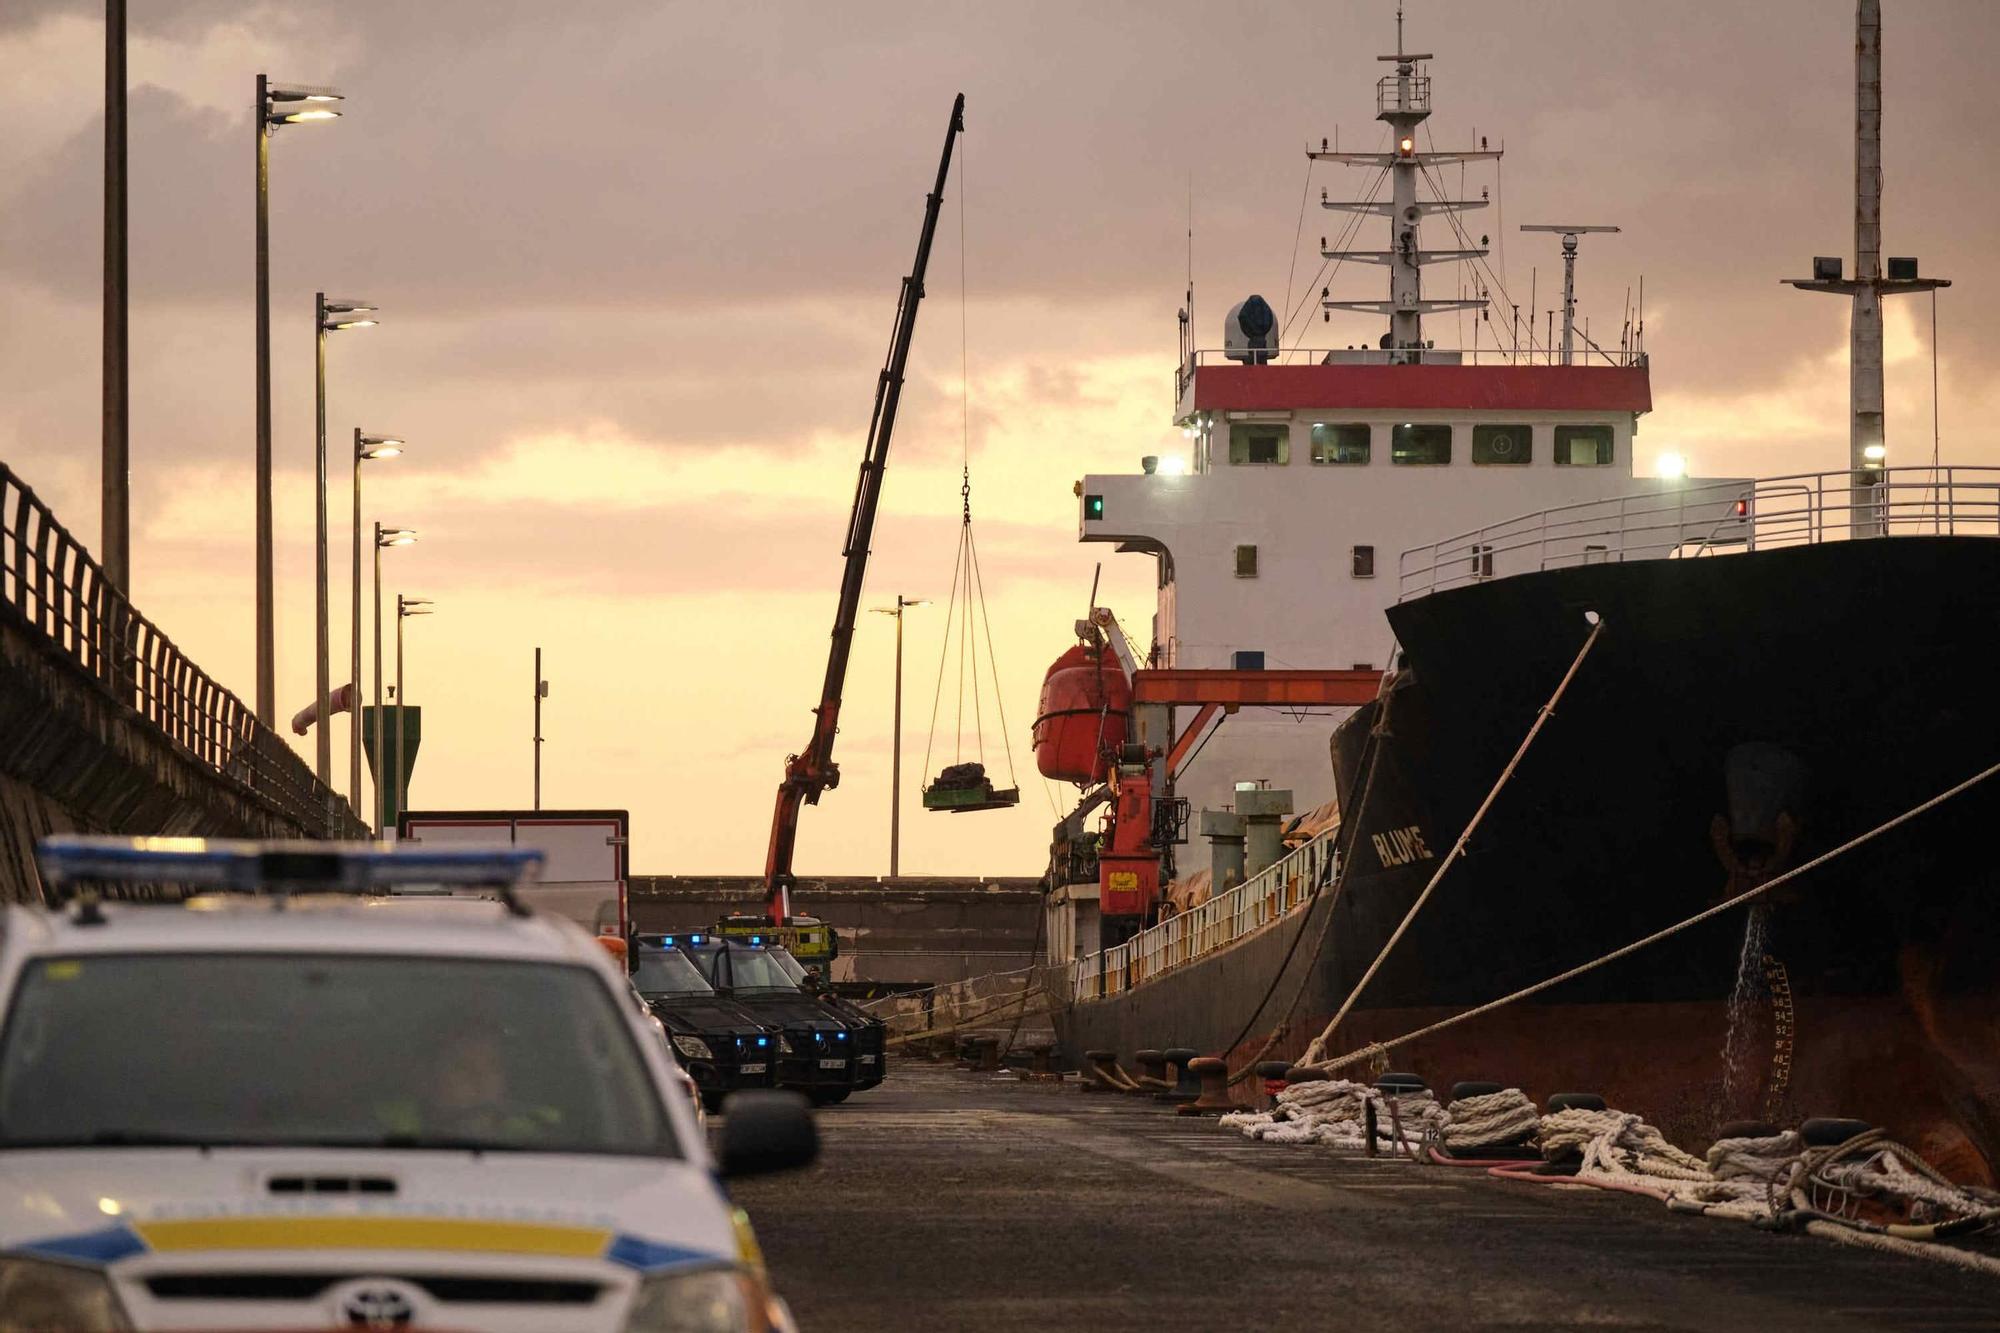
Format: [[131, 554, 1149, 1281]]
[[1520, 225, 1621, 366]]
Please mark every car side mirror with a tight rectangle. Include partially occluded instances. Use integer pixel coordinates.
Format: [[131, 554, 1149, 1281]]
[[717, 1091, 818, 1178]]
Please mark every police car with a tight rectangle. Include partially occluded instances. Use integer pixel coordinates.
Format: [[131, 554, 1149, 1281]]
[[0, 837, 815, 1332]]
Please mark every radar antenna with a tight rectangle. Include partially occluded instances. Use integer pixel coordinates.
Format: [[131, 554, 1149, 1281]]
[[1520, 225, 1620, 366]]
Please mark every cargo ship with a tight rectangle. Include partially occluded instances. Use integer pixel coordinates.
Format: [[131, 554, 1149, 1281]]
[[1033, 14, 1999, 1183]]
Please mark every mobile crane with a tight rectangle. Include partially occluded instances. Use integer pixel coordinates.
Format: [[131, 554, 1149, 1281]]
[[750, 94, 965, 945]]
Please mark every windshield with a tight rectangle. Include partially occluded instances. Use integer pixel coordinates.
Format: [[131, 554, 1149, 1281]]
[[769, 949, 809, 983], [724, 949, 804, 992], [0, 954, 676, 1157], [633, 948, 713, 998]]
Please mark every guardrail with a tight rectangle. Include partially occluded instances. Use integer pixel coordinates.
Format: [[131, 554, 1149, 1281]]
[[1175, 345, 1647, 400], [1396, 466, 2000, 601], [1, 462, 366, 837], [1069, 822, 1339, 1003]]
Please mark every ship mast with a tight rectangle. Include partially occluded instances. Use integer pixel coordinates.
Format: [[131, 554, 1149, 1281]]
[[1785, 0, 1948, 536], [1312, 6, 1499, 363]]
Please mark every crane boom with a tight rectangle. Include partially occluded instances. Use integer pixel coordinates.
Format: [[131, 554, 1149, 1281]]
[[761, 93, 965, 923]]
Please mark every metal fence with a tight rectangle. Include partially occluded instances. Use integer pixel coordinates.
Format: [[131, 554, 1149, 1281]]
[[1069, 822, 1339, 1002], [863, 963, 1058, 1054], [1397, 466, 2000, 601], [1, 463, 365, 837]]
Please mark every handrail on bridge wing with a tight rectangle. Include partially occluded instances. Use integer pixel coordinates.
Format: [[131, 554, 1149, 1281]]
[[1396, 466, 2000, 601]]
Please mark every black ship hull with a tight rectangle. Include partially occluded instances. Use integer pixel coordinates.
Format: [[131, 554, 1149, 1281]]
[[1057, 537, 2000, 1182]]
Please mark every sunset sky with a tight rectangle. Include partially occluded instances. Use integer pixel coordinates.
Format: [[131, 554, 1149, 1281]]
[[3, 1, 1996, 875]]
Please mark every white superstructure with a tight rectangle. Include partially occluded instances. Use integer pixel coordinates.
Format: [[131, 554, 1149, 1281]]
[[1077, 23, 1730, 820]]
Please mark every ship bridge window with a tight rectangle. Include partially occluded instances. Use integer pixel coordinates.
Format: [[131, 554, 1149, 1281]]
[[1310, 423, 1370, 465], [1555, 424, 1615, 466], [1228, 422, 1290, 465], [1472, 424, 1532, 465], [1391, 423, 1452, 465]]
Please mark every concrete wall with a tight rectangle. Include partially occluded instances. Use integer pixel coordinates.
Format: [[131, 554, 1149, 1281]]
[[628, 874, 1044, 988], [0, 612, 334, 904]]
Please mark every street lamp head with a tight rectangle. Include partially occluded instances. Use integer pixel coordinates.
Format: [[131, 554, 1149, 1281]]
[[399, 596, 434, 617], [357, 435, 406, 460], [320, 299, 377, 331], [271, 108, 340, 125], [377, 528, 418, 548], [268, 84, 343, 104]]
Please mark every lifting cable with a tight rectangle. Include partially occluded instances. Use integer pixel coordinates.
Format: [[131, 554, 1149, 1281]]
[[916, 139, 1021, 811]]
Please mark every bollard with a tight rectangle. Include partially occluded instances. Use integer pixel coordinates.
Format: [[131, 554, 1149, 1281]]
[[1163, 1048, 1202, 1103], [1254, 1060, 1292, 1109], [1284, 1063, 1332, 1084], [955, 1036, 981, 1070], [972, 1037, 1002, 1073], [1545, 1091, 1606, 1114], [1133, 1049, 1169, 1086], [1028, 1045, 1053, 1076], [1801, 1117, 1873, 1147], [1177, 1057, 1235, 1115], [1714, 1119, 1782, 1142], [1450, 1080, 1504, 1100], [1082, 1049, 1124, 1093]]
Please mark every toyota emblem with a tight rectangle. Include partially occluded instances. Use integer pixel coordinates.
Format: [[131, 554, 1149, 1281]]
[[340, 1284, 417, 1329]]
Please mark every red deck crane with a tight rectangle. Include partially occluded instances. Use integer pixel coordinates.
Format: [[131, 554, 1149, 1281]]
[[760, 94, 965, 924]]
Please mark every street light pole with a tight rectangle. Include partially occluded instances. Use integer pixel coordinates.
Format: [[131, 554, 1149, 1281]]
[[350, 431, 362, 810], [394, 593, 432, 828], [533, 647, 547, 811], [102, 0, 128, 593], [314, 293, 330, 785], [255, 78, 341, 726], [372, 522, 383, 833], [870, 595, 929, 878], [350, 431, 406, 814], [368, 522, 414, 833], [254, 75, 272, 723], [313, 295, 376, 789]]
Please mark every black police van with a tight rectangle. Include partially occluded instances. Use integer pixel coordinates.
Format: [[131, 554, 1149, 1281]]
[[666, 935, 864, 1105], [766, 943, 886, 1095], [629, 935, 781, 1113]]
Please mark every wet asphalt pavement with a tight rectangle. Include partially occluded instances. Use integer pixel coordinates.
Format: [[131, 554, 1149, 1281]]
[[731, 1058, 2000, 1333]]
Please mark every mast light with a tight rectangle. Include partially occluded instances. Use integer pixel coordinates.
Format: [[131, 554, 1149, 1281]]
[[1397, 136, 1415, 157]]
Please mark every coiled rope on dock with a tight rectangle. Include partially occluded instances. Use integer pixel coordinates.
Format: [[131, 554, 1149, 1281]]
[[1443, 1088, 1540, 1153], [1219, 1078, 1446, 1152]]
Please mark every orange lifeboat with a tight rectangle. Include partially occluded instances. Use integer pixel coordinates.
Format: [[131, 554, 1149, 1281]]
[[1031, 643, 1131, 783]]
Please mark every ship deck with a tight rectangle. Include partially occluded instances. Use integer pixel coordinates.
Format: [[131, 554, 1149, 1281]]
[[737, 1059, 2000, 1332]]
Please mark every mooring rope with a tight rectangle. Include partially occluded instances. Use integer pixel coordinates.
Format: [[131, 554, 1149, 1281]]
[[1302, 751, 2000, 1076], [1300, 617, 1603, 1066]]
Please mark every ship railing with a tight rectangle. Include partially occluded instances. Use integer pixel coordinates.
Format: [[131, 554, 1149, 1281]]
[[1376, 73, 1432, 117], [0, 461, 367, 839], [1068, 822, 1340, 1002], [1396, 466, 2000, 601], [1178, 343, 1644, 390]]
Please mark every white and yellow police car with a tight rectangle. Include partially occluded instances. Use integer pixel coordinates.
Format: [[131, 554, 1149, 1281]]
[[0, 837, 814, 1332]]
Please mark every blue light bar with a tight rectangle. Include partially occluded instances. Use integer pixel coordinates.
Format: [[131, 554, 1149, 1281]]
[[662, 935, 676, 946], [35, 836, 544, 894], [690, 934, 703, 944]]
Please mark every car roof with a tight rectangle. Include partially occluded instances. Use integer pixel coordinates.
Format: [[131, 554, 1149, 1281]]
[[2, 895, 606, 965]]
